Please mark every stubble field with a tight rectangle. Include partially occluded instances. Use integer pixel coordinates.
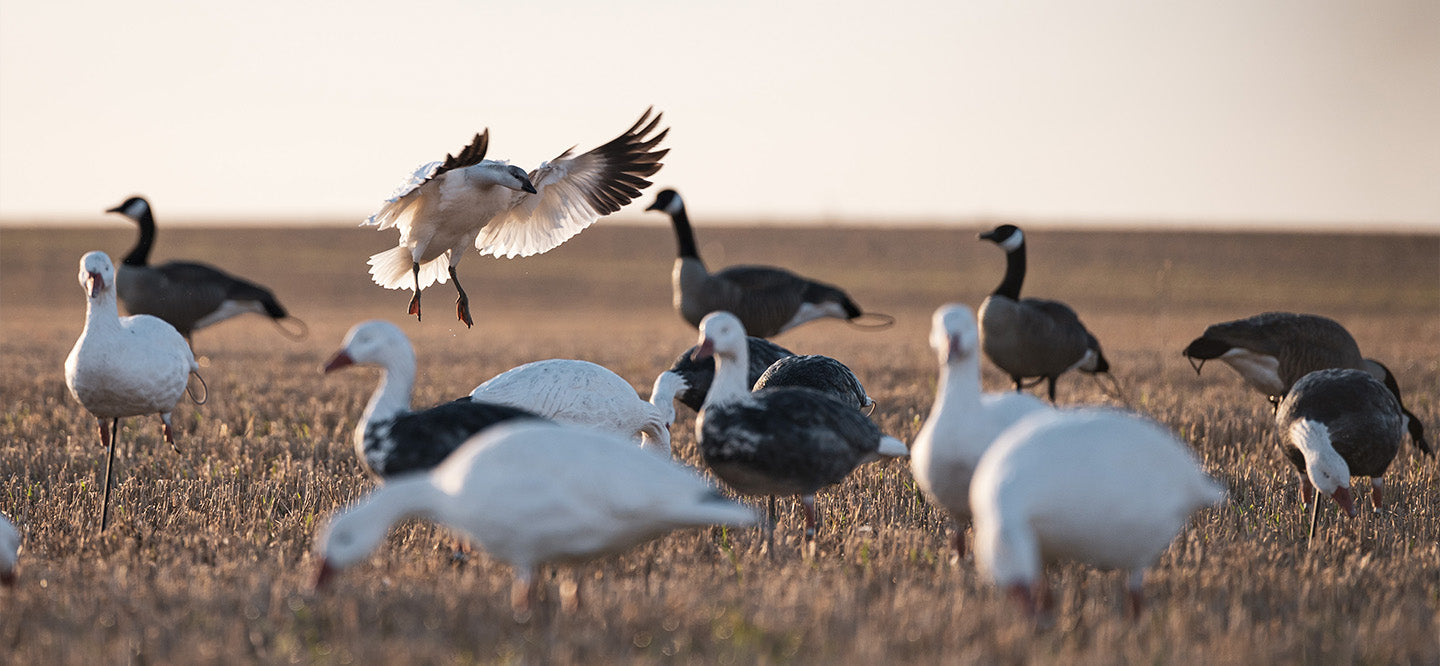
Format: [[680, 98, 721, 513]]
[[0, 222, 1436, 664]]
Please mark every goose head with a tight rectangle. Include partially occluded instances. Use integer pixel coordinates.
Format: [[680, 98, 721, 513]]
[[78, 251, 116, 299], [691, 311, 747, 363], [105, 196, 151, 222], [932, 303, 979, 365], [311, 503, 393, 590], [322, 320, 414, 374], [646, 189, 683, 215], [1291, 421, 1357, 517], [472, 162, 537, 194], [979, 224, 1025, 253]]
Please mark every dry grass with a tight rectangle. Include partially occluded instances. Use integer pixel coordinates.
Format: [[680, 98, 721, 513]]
[[1, 224, 1437, 664]]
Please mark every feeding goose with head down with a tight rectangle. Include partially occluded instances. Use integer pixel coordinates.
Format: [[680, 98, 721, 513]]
[[365, 109, 668, 327], [646, 189, 892, 338], [666, 335, 795, 412]]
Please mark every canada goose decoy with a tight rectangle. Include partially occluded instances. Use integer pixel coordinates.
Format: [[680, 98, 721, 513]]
[[692, 312, 908, 539], [1274, 369, 1405, 538], [365, 109, 668, 327], [468, 359, 680, 450], [313, 420, 759, 619], [910, 304, 1050, 559], [970, 408, 1225, 619], [323, 321, 543, 478], [65, 251, 204, 533], [667, 336, 794, 412], [977, 224, 1112, 402], [751, 354, 874, 412], [107, 197, 305, 341], [646, 189, 892, 338], [1182, 312, 1429, 455]]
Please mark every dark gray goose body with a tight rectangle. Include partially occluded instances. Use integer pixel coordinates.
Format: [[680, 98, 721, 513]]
[[648, 189, 886, 338], [752, 354, 873, 411], [668, 336, 794, 411], [107, 197, 299, 340], [1183, 311, 1428, 455], [976, 224, 1110, 402], [1275, 368, 1404, 514], [323, 320, 542, 479], [693, 312, 905, 535]]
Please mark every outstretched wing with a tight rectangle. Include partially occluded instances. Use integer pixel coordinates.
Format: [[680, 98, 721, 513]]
[[363, 130, 491, 230], [476, 108, 668, 258]]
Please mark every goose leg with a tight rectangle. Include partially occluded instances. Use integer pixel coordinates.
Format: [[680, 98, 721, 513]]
[[1124, 569, 1145, 619], [948, 523, 967, 559], [450, 266, 473, 328], [799, 495, 820, 539], [1045, 376, 1058, 402], [407, 261, 422, 321], [1299, 476, 1315, 510], [1010, 376, 1024, 392], [1007, 582, 1037, 617], [96, 418, 110, 448], [510, 567, 537, 622], [160, 412, 178, 453], [1370, 478, 1383, 512], [100, 418, 119, 533]]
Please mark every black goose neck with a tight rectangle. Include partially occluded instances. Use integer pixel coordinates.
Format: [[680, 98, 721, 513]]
[[121, 210, 156, 267], [669, 204, 701, 260], [992, 242, 1026, 299]]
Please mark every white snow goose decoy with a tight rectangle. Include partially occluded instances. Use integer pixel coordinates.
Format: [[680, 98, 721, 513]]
[[970, 407, 1225, 619], [910, 304, 1050, 559], [977, 224, 1112, 402], [65, 250, 204, 532], [692, 311, 908, 537], [365, 109, 668, 327], [323, 320, 542, 478], [0, 514, 18, 586], [313, 420, 758, 618], [1274, 368, 1405, 537], [1183, 311, 1429, 455], [106, 196, 305, 341], [751, 354, 874, 412], [468, 359, 684, 450], [646, 189, 892, 338], [667, 335, 794, 412]]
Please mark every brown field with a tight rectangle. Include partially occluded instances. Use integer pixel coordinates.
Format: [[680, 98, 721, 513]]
[[1, 223, 1437, 664]]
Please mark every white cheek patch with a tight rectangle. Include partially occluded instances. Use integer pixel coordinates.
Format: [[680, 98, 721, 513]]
[[192, 299, 266, 330], [124, 199, 150, 218], [664, 195, 685, 215], [1219, 348, 1283, 395], [999, 230, 1024, 252], [779, 301, 849, 334]]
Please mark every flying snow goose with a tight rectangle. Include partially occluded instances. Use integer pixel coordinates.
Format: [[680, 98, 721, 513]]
[[910, 304, 1050, 558], [313, 420, 758, 617], [1183, 312, 1428, 454], [65, 250, 203, 532], [1274, 369, 1404, 533], [693, 311, 907, 537], [1, 514, 18, 586], [977, 224, 1112, 402], [667, 335, 794, 411], [646, 189, 892, 338], [468, 359, 682, 450], [106, 196, 304, 341], [365, 109, 668, 327], [323, 320, 542, 478], [751, 354, 874, 412], [970, 408, 1225, 619]]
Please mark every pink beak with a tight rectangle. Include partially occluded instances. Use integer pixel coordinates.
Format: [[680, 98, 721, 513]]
[[87, 271, 105, 297], [1332, 486, 1357, 517], [690, 338, 715, 361], [322, 350, 354, 373]]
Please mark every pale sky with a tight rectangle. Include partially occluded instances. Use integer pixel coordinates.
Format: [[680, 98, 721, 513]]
[[2, 0, 1437, 228]]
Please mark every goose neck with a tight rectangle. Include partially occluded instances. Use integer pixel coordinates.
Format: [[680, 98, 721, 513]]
[[361, 353, 417, 426], [701, 349, 751, 410], [84, 292, 124, 333], [993, 243, 1026, 300], [121, 210, 156, 267], [669, 205, 701, 260]]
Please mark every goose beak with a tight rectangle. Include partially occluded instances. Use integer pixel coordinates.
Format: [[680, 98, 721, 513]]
[[521, 178, 537, 195], [645, 199, 663, 211], [978, 229, 997, 241], [87, 271, 105, 297], [1332, 487, 1357, 517], [321, 350, 354, 373], [311, 559, 336, 591], [690, 338, 715, 361], [105, 203, 124, 214]]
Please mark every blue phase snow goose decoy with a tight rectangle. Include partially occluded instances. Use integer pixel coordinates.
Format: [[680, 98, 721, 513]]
[[751, 354, 873, 412], [1274, 369, 1405, 534], [691, 311, 907, 537], [106, 197, 303, 341], [646, 189, 892, 338], [977, 224, 1112, 402], [1182, 311, 1429, 455], [365, 109, 668, 327], [322, 320, 542, 478], [666, 335, 794, 412]]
